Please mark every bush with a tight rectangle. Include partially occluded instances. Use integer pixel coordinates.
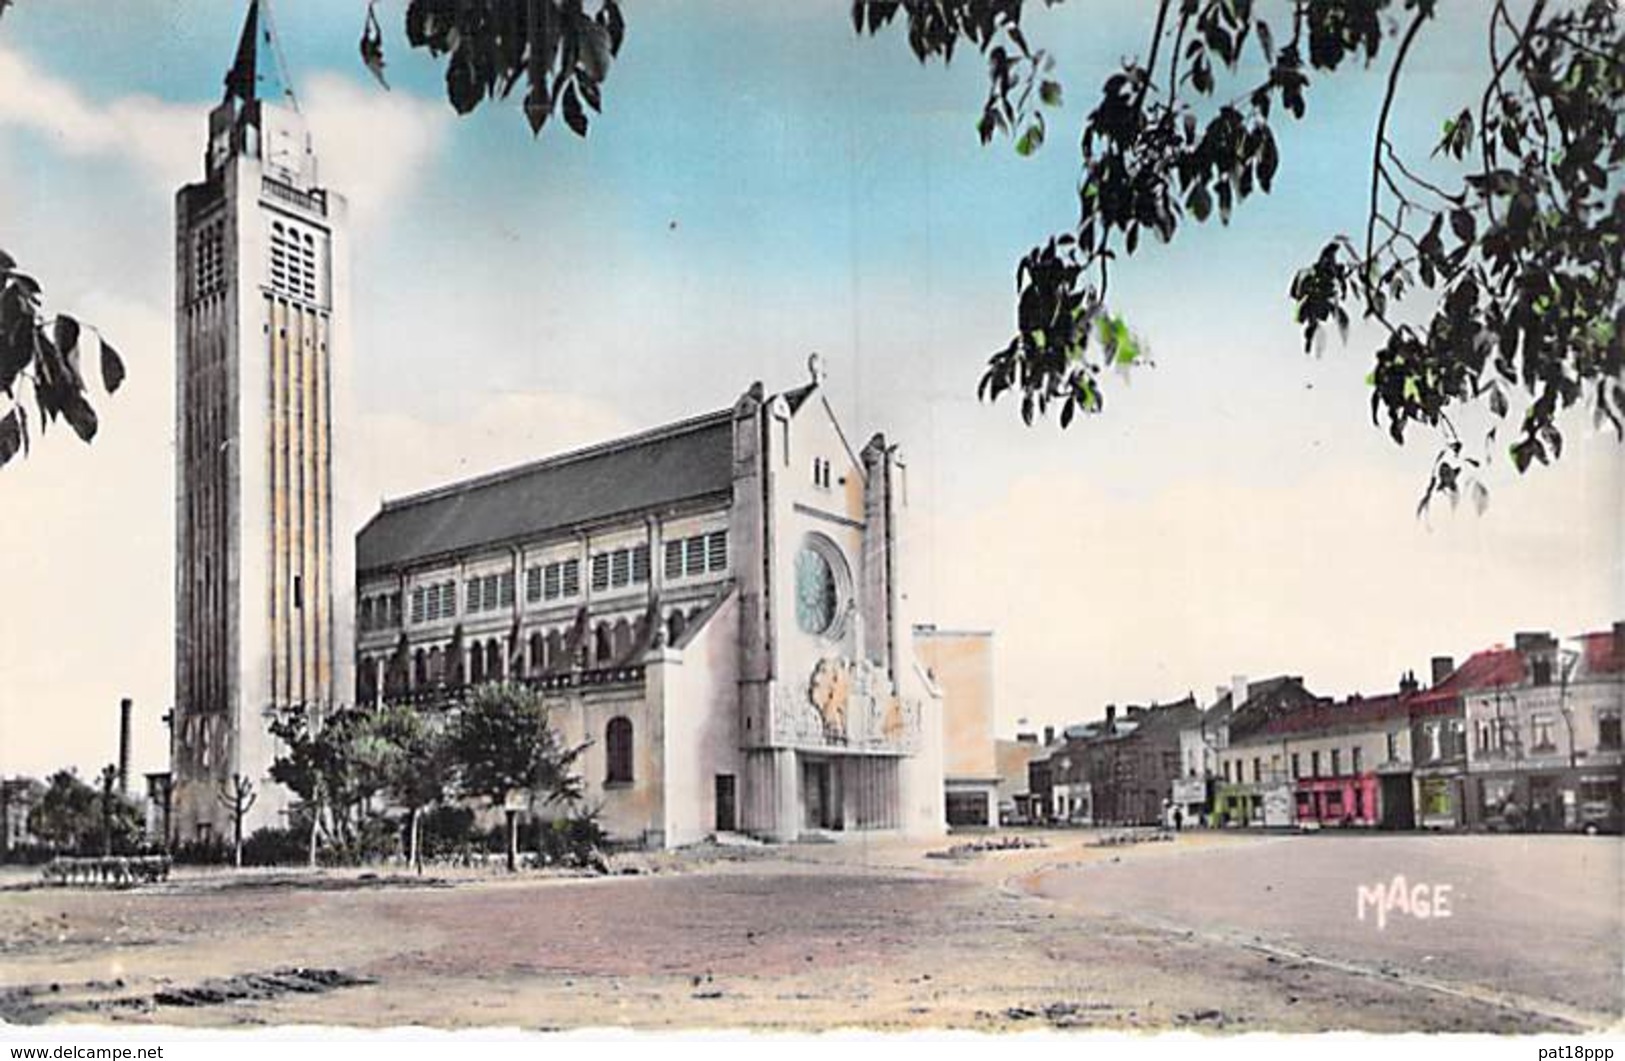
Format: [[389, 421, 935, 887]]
[[241, 826, 308, 867], [170, 836, 229, 865], [536, 808, 608, 871]]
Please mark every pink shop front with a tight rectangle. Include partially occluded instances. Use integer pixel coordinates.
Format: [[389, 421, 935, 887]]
[[1295, 773, 1381, 826]]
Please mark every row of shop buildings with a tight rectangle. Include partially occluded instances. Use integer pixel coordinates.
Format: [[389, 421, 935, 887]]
[[1024, 624, 1624, 833]]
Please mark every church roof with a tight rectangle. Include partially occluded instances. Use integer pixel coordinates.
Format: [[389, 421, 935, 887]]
[[224, 0, 293, 107], [357, 408, 739, 574]]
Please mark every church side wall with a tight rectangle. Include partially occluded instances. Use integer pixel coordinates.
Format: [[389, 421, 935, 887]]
[[549, 687, 665, 848], [659, 593, 742, 847]]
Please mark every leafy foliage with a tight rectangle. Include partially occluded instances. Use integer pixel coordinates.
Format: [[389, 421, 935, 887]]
[[448, 682, 583, 808], [30, 768, 143, 854], [0, 247, 124, 469], [390, 0, 626, 136], [268, 705, 384, 861], [852, 1, 1068, 155], [356, 701, 452, 814], [853, 0, 1623, 507], [1292, 0, 1624, 509], [536, 805, 608, 870]]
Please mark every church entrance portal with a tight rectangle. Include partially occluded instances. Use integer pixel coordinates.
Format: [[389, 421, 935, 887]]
[[801, 758, 841, 831]]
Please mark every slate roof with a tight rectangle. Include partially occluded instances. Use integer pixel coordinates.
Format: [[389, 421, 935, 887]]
[[356, 408, 737, 574]]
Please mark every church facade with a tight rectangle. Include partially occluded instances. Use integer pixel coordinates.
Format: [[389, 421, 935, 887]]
[[170, 2, 353, 841], [354, 369, 946, 847]]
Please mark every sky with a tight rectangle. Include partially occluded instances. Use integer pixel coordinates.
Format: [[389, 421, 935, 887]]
[[0, 1, 1619, 781]]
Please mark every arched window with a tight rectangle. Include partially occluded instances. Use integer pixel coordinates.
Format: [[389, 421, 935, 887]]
[[667, 610, 687, 646], [606, 717, 634, 785], [547, 629, 564, 671], [529, 632, 545, 675], [470, 646, 485, 685], [486, 639, 503, 680], [428, 646, 443, 684], [413, 649, 428, 688], [594, 622, 612, 666], [612, 618, 632, 660]]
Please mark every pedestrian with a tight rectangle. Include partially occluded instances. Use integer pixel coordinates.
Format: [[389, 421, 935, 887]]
[[1173, 807, 1184, 832]]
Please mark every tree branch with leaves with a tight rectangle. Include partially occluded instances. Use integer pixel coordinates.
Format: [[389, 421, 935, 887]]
[[0, 249, 124, 469]]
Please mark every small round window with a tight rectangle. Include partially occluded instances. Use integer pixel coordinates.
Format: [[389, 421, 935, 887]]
[[794, 538, 844, 636]]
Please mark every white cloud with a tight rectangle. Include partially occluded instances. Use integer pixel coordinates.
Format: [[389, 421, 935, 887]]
[[299, 74, 449, 233], [0, 47, 447, 233], [0, 44, 203, 191]]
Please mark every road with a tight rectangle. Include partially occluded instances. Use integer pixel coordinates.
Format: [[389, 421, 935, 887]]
[[1, 832, 1616, 1032], [1026, 832, 1624, 1024]]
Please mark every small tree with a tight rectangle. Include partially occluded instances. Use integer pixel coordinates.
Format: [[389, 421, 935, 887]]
[[449, 683, 583, 872], [215, 774, 258, 869], [269, 705, 371, 866], [33, 769, 97, 853], [356, 703, 452, 873]]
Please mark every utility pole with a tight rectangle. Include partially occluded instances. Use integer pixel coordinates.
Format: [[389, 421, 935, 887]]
[[99, 764, 118, 857]]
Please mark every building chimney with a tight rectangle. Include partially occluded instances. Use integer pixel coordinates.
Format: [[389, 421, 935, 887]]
[[1105, 704, 1117, 731], [118, 698, 132, 796], [1043, 725, 1055, 746], [1514, 631, 1555, 654], [1430, 656, 1454, 687], [1613, 621, 1624, 660], [1231, 674, 1250, 708], [1399, 671, 1419, 695]]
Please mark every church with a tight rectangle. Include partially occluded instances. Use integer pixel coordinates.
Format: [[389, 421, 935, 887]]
[[353, 365, 947, 847], [170, 2, 951, 850]]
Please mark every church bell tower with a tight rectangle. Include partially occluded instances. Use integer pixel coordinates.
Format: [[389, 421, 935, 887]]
[[172, 0, 352, 841]]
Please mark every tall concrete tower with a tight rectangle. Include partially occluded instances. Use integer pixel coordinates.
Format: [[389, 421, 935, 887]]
[[172, 1, 352, 841]]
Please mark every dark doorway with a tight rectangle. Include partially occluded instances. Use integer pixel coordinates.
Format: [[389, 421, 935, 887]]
[[1529, 776, 1561, 832], [802, 759, 837, 831], [1379, 773, 1415, 829], [714, 774, 736, 833]]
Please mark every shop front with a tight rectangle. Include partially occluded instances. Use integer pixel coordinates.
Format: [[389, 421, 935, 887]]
[[1413, 770, 1466, 829], [1294, 773, 1381, 827], [1469, 766, 1624, 833]]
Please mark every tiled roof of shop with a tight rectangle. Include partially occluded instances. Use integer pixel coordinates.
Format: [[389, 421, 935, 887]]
[[1411, 648, 1526, 705]]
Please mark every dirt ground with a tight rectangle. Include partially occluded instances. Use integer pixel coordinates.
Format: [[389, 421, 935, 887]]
[[0, 830, 1612, 1034]]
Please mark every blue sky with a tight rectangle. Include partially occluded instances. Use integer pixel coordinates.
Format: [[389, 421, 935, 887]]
[[0, 1, 1618, 779]]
